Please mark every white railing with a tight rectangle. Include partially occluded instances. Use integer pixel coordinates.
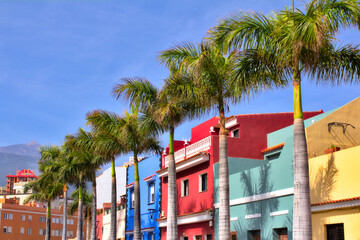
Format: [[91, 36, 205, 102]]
[[163, 136, 211, 168]]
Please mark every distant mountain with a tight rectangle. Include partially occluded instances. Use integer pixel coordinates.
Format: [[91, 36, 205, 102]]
[[0, 141, 41, 157], [0, 141, 41, 186]]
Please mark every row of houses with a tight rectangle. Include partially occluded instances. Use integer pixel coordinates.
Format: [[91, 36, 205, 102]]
[[96, 97, 360, 240]]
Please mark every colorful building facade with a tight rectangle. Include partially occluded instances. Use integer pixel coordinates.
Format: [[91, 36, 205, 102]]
[[126, 155, 161, 240], [307, 97, 360, 240], [158, 111, 322, 240], [0, 196, 83, 240], [5, 169, 37, 194]]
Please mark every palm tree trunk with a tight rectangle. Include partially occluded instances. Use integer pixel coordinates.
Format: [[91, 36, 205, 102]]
[[133, 153, 141, 240], [110, 158, 117, 240], [46, 201, 51, 240], [91, 172, 97, 240], [86, 217, 90, 240], [77, 184, 84, 240], [292, 78, 312, 240], [167, 125, 178, 240], [62, 186, 68, 240], [218, 107, 230, 240]]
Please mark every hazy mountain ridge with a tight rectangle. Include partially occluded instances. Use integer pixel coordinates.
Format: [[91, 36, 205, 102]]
[[0, 141, 41, 157], [0, 141, 41, 186]]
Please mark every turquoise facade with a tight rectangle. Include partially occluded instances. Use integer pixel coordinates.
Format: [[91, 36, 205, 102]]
[[213, 112, 331, 239]]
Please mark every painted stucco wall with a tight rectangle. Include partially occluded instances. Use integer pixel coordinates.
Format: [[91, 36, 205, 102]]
[[312, 208, 360, 240], [309, 146, 360, 240], [102, 208, 126, 240], [309, 146, 360, 204], [126, 155, 161, 239], [96, 166, 127, 208], [306, 97, 360, 158]]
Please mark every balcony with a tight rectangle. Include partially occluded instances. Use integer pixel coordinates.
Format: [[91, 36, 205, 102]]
[[163, 136, 211, 168]]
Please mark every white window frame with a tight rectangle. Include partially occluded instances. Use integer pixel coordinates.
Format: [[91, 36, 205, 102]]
[[21, 215, 26, 221], [21, 227, 25, 234], [231, 128, 240, 138], [149, 182, 155, 204], [27, 228, 32, 235], [7, 226, 12, 233], [28, 215, 32, 221], [199, 172, 208, 192], [181, 179, 189, 197]]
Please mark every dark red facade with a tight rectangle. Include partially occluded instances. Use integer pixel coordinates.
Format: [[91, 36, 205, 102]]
[[158, 111, 323, 240]]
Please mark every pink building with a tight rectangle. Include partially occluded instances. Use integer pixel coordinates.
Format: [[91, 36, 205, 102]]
[[157, 111, 322, 240]]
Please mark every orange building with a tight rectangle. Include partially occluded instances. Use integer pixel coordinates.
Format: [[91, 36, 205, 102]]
[[0, 196, 87, 240], [6, 169, 38, 194]]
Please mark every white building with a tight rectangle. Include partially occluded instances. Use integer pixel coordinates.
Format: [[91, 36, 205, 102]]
[[96, 166, 127, 208]]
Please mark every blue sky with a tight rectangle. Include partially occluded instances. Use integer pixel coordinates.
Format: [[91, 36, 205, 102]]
[[1, 0, 359, 167]]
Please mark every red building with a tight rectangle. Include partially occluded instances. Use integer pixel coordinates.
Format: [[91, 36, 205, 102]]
[[6, 169, 38, 194], [157, 111, 323, 240]]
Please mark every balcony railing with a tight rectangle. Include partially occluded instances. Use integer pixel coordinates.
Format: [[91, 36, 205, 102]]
[[163, 136, 211, 168]]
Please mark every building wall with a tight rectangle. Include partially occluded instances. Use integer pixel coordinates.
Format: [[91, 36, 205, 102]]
[[97, 166, 127, 208], [126, 155, 161, 239], [309, 146, 360, 240], [102, 208, 126, 240], [0, 203, 82, 240], [306, 97, 360, 159], [312, 208, 360, 240]]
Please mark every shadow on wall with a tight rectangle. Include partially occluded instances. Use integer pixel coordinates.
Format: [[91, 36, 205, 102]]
[[232, 164, 279, 238], [310, 153, 338, 204]]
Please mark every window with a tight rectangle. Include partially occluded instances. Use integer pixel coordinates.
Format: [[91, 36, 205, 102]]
[[21, 227, 25, 234], [52, 218, 55, 223], [7, 226, 12, 233], [199, 173, 208, 192], [4, 213, 13, 219], [130, 189, 135, 208], [206, 234, 212, 240], [230, 232, 237, 240], [326, 223, 344, 240], [21, 215, 26, 221], [195, 236, 202, 240], [181, 179, 189, 197], [148, 232, 154, 240], [56, 218, 59, 223], [149, 182, 155, 204], [3, 227, 7, 233], [248, 230, 260, 240], [28, 215, 32, 221], [60, 217, 63, 224], [28, 228, 32, 235], [232, 129, 240, 138], [274, 228, 288, 240]]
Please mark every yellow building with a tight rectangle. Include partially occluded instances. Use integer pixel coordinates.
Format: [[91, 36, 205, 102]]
[[307, 97, 360, 240]]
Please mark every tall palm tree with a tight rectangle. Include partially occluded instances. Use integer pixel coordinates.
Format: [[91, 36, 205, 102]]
[[36, 145, 70, 240], [113, 74, 201, 240], [24, 146, 64, 240], [69, 189, 93, 240], [159, 41, 284, 240], [86, 110, 127, 240], [210, 0, 360, 238], [87, 109, 161, 240], [65, 128, 108, 240]]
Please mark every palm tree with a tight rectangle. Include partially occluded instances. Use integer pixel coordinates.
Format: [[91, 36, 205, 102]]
[[35, 145, 70, 240], [210, 0, 360, 238], [113, 75, 201, 240], [65, 128, 108, 240], [24, 146, 64, 240], [86, 110, 127, 240], [87, 108, 161, 240], [159, 41, 284, 240], [69, 189, 93, 240]]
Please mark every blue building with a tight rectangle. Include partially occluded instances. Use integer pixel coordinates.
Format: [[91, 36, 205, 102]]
[[125, 155, 161, 240]]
